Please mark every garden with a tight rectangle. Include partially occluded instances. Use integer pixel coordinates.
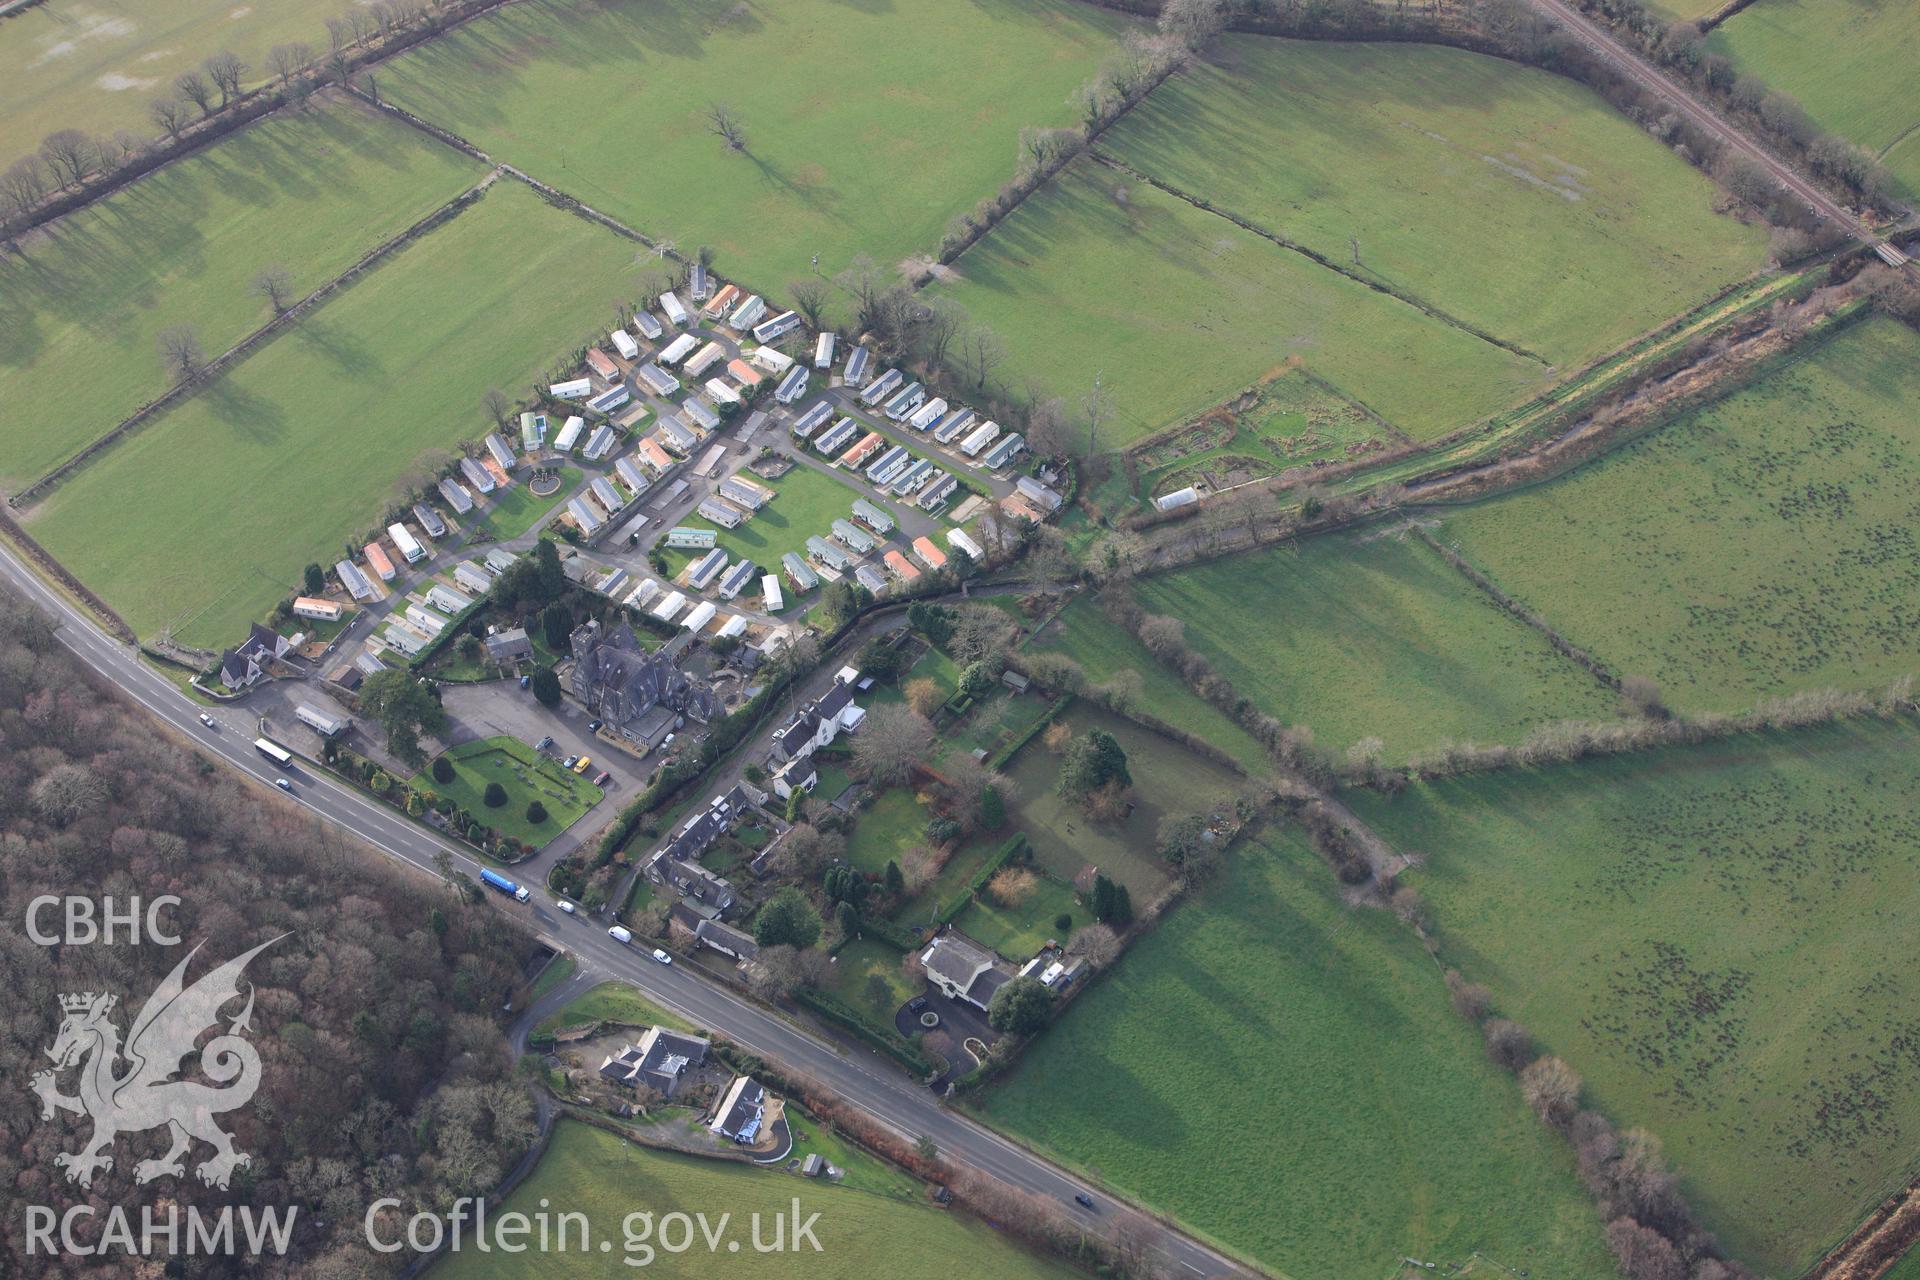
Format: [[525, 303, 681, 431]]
[[411, 735, 602, 849]]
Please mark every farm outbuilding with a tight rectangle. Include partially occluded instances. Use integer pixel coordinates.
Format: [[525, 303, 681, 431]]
[[1155, 486, 1200, 512], [438, 477, 474, 514]]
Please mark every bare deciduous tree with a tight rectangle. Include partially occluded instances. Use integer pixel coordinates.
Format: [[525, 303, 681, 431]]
[[268, 42, 313, 88], [705, 102, 747, 152], [851, 705, 934, 787], [0, 155, 50, 214], [787, 277, 831, 329], [150, 96, 190, 139], [39, 130, 97, 187], [1067, 922, 1120, 967], [961, 326, 1004, 391], [203, 52, 246, 107], [1520, 1056, 1583, 1130], [251, 263, 295, 315], [481, 388, 511, 427], [837, 254, 882, 331], [919, 298, 964, 371], [1158, 0, 1233, 46], [175, 69, 217, 117], [157, 325, 206, 382]]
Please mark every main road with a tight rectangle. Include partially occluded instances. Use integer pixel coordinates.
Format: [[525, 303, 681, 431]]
[[0, 543, 1250, 1280]]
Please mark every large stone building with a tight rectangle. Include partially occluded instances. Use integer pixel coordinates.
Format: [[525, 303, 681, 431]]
[[567, 619, 719, 748]]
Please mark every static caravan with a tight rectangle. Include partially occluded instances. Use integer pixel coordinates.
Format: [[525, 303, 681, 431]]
[[806, 536, 853, 572], [632, 310, 664, 341], [697, 496, 747, 529], [693, 443, 727, 478], [814, 332, 836, 369], [1016, 474, 1064, 511], [688, 262, 711, 302], [652, 591, 688, 622], [852, 497, 895, 534], [452, 561, 493, 594], [485, 548, 519, 574], [657, 417, 698, 456], [582, 425, 618, 462], [830, 519, 875, 555], [438, 477, 474, 514], [889, 458, 934, 496], [293, 595, 342, 623], [774, 365, 808, 405], [839, 431, 885, 470], [459, 456, 495, 494], [981, 432, 1027, 471], [947, 528, 984, 560], [752, 310, 800, 344], [917, 473, 958, 511], [585, 349, 620, 381], [751, 345, 794, 375], [614, 456, 650, 495], [568, 497, 605, 536], [610, 329, 641, 361], [681, 600, 718, 632], [909, 397, 948, 432], [598, 567, 630, 599], [704, 283, 741, 319], [520, 412, 546, 451], [387, 523, 426, 565], [883, 382, 925, 422], [813, 417, 858, 456], [380, 624, 428, 657], [705, 378, 744, 408], [687, 548, 729, 591], [866, 446, 910, 486], [854, 564, 889, 596], [911, 536, 947, 571], [682, 396, 721, 432], [635, 437, 673, 474], [590, 476, 626, 516], [406, 604, 449, 636], [718, 475, 771, 509], [933, 408, 977, 445], [791, 401, 833, 439], [686, 340, 727, 378], [553, 415, 586, 452], [717, 559, 757, 600], [716, 613, 748, 640], [959, 420, 1002, 458], [727, 294, 766, 331], [296, 704, 349, 737], [666, 527, 716, 550], [843, 344, 872, 387], [626, 577, 663, 608], [550, 377, 592, 400], [587, 385, 632, 416], [336, 559, 376, 602], [762, 574, 785, 612], [726, 358, 764, 388], [883, 550, 920, 583], [859, 367, 903, 406], [637, 362, 681, 396], [412, 503, 448, 539], [781, 553, 818, 592], [659, 290, 690, 327], [484, 433, 515, 471], [425, 584, 475, 616], [658, 334, 700, 366]]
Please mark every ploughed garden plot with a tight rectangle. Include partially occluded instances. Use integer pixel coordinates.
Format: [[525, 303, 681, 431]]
[[1439, 314, 1920, 715], [981, 827, 1617, 1280], [1348, 719, 1920, 1276]]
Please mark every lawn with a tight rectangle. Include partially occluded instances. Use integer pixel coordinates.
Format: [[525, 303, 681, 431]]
[[1347, 719, 1920, 1275], [0, 101, 484, 488], [430, 1122, 1081, 1280], [662, 464, 870, 583], [413, 736, 602, 847], [1134, 529, 1617, 762], [534, 981, 692, 1038], [0, 0, 335, 172], [843, 785, 936, 876], [1104, 39, 1766, 370], [999, 703, 1239, 896], [25, 181, 642, 645], [1024, 596, 1268, 773], [828, 937, 919, 1028], [929, 159, 1545, 447], [1708, 0, 1920, 197], [378, 0, 1127, 291], [1439, 314, 1920, 714], [473, 467, 582, 542], [981, 827, 1616, 1280], [950, 869, 1081, 962]]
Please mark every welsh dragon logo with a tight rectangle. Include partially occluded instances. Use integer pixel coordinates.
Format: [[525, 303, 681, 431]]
[[30, 936, 284, 1190]]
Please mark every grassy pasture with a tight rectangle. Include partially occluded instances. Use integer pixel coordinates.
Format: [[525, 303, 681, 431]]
[[1440, 314, 1920, 714], [981, 827, 1616, 1280], [0, 0, 330, 172], [1134, 530, 1616, 761], [377, 0, 1125, 291], [413, 736, 602, 846], [1348, 719, 1920, 1274], [930, 159, 1544, 447], [0, 101, 484, 489], [1106, 39, 1766, 369], [1708, 0, 1920, 196], [1023, 596, 1268, 773], [26, 181, 642, 645], [432, 1122, 1079, 1280], [1000, 703, 1237, 895]]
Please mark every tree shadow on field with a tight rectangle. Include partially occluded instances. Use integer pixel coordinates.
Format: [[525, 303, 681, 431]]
[[288, 315, 383, 380], [200, 377, 288, 442]]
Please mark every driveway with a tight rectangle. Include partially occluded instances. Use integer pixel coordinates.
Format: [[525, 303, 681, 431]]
[[897, 987, 998, 1086]]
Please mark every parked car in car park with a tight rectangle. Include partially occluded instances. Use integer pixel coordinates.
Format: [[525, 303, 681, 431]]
[[536, 735, 554, 751], [573, 756, 592, 774], [594, 771, 612, 786]]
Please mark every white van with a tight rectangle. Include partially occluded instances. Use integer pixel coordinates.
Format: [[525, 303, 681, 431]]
[[607, 925, 633, 944]]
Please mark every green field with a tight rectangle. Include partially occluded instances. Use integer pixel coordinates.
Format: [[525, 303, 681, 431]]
[[0, 102, 484, 488], [1440, 315, 1920, 714], [0, 0, 333, 172], [1107, 39, 1764, 369], [1000, 703, 1238, 895], [414, 736, 602, 846], [378, 0, 1124, 290], [26, 181, 641, 645], [982, 827, 1615, 1279], [930, 159, 1544, 446], [666, 464, 871, 583], [1135, 530, 1616, 761], [1708, 0, 1920, 196], [1348, 719, 1920, 1274], [433, 1122, 1079, 1280], [1024, 596, 1268, 773], [535, 981, 693, 1038]]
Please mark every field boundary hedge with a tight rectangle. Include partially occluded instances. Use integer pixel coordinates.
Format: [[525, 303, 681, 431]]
[[934, 834, 1031, 926], [0, 506, 135, 642]]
